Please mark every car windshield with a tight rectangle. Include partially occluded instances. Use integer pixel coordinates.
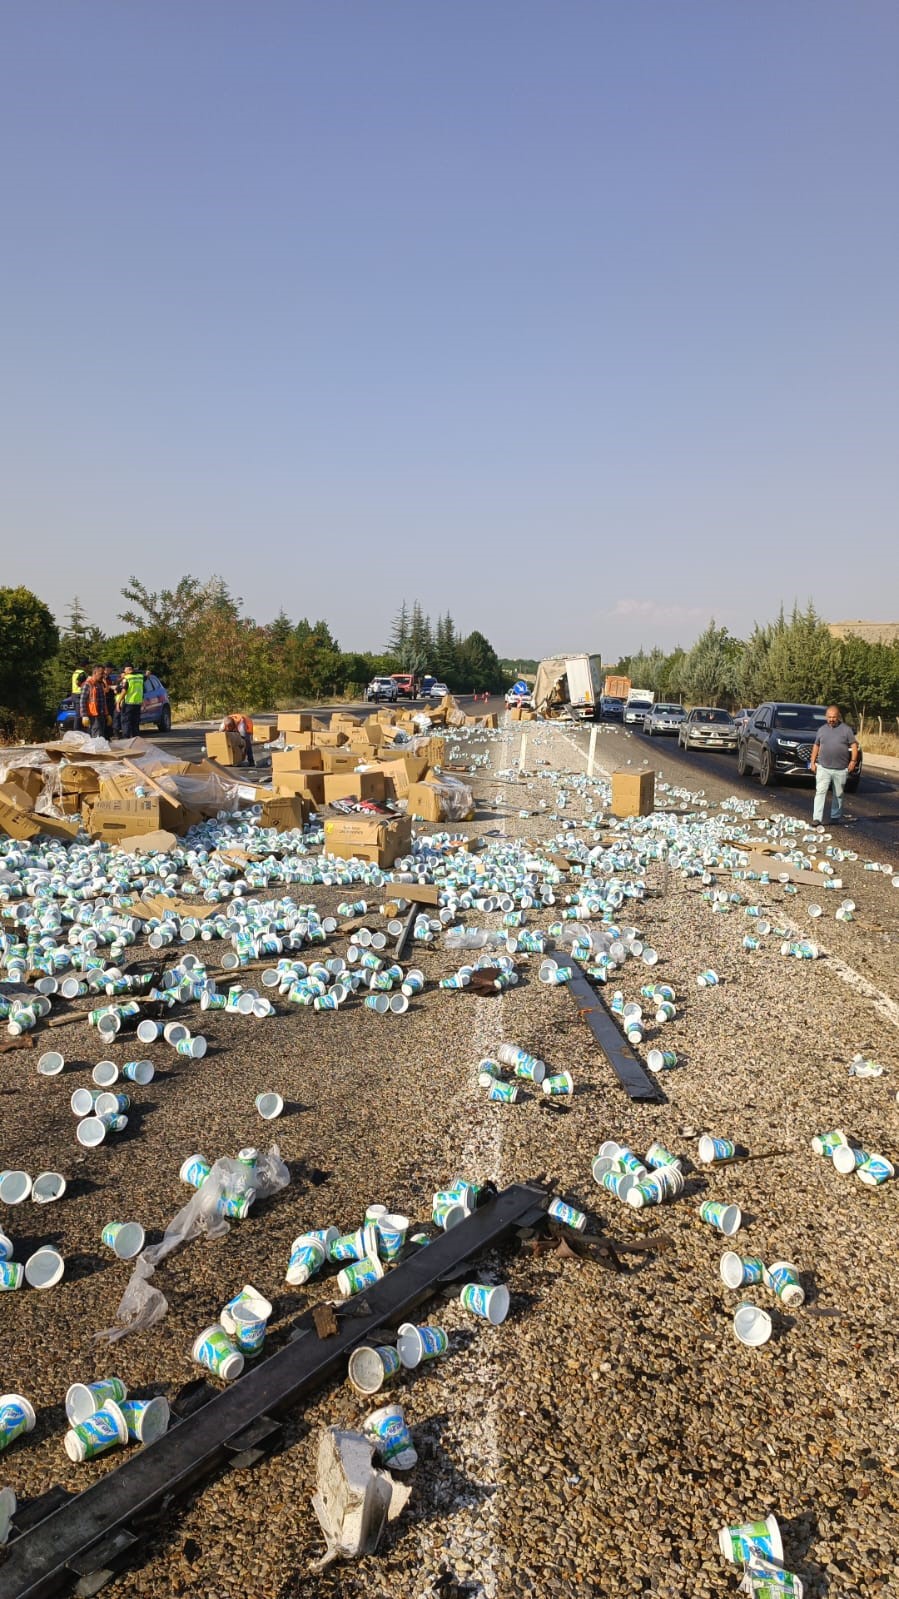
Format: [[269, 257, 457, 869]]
[[773, 706, 826, 729], [655, 704, 681, 714], [693, 709, 731, 724]]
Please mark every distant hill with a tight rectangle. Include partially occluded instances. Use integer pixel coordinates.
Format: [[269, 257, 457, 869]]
[[828, 620, 899, 645]]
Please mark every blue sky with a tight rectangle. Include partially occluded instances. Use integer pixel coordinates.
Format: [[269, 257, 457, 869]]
[[2, 3, 897, 661]]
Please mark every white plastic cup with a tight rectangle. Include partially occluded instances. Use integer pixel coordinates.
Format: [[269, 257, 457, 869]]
[[459, 1282, 510, 1324], [763, 1260, 805, 1308], [0, 1172, 32, 1206], [92, 1061, 120, 1088], [65, 1378, 128, 1426], [37, 1051, 65, 1077], [362, 1402, 417, 1469], [122, 1060, 155, 1085], [718, 1513, 783, 1565], [70, 1087, 101, 1117], [24, 1247, 65, 1289], [220, 1285, 273, 1336], [347, 1344, 401, 1394], [255, 1092, 284, 1120], [231, 1300, 267, 1356], [76, 1117, 107, 1148], [163, 1022, 188, 1045], [336, 1253, 384, 1297], [376, 1213, 409, 1261], [0, 1396, 35, 1451], [101, 1222, 145, 1260], [192, 1324, 244, 1382], [31, 1172, 66, 1205], [176, 1035, 207, 1059], [119, 1396, 170, 1444], [64, 1400, 129, 1461], [136, 1019, 161, 1044], [285, 1236, 326, 1286], [732, 1304, 773, 1347], [396, 1322, 449, 1367]]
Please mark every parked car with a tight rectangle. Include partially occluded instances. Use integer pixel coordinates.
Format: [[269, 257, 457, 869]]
[[56, 672, 172, 733], [642, 702, 685, 736], [677, 707, 738, 751], [365, 676, 398, 703], [428, 682, 449, 699], [737, 703, 862, 789], [623, 697, 654, 727], [599, 695, 624, 720], [390, 673, 417, 698]]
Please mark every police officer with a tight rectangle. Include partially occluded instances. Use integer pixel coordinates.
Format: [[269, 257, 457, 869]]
[[118, 665, 145, 739]]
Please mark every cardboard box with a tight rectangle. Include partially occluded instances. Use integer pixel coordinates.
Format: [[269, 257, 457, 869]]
[[278, 712, 314, 733], [2, 767, 45, 803], [251, 722, 275, 743], [311, 731, 349, 749], [0, 781, 38, 813], [406, 780, 460, 822], [0, 798, 42, 840], [259, 794, 309, 832], [611, 770, 655, 818], [369, 754, 429, 799], [322, 772, 387, 805], [319, 749, 362, 774], [88, 796, 188, 840], [60, 763, 101, 795], [271, 748, 322, 779], [323, 814, 411, 868], [205, 732, 245, 765], [274, 771, 325, 807], [349, 723, 385, 749]]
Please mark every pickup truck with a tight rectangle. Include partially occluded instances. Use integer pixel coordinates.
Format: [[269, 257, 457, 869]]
[[365, 676, 399, 703]]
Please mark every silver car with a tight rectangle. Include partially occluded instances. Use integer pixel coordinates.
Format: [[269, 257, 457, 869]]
[[678, 707, 738, 751], [642, 702, 686, 736]]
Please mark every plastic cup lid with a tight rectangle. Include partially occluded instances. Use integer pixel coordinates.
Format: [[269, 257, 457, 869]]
[[24, 1246, 65, 1289]]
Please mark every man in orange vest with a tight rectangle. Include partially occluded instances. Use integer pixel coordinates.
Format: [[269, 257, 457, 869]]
[[79, 667, 109, 738]]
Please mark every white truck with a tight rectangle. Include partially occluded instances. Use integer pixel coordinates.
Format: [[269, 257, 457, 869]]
[[623, 688, 655, 726], [532, 654, 603, 720]]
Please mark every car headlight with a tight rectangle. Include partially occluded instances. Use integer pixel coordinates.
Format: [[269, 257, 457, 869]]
[[776, 738, 798, 749]]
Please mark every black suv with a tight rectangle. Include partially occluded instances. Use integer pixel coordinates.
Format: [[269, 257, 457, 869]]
[[737, 703, 862, 791]]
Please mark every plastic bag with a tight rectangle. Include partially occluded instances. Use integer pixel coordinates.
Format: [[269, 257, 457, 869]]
[[95, 1146, 290, 1342], [406, 774, 474, 822]]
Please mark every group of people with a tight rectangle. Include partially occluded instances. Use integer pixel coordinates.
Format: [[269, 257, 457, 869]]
[[73, 662, 145, 740]]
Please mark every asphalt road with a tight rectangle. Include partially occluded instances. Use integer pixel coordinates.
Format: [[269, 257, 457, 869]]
[[549, 717, 899, 859], [156, 698, 899, 858]]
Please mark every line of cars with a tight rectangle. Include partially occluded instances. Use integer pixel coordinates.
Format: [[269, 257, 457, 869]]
[[627, 698, 863, 792]]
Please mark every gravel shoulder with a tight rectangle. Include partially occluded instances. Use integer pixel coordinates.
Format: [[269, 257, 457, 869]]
[[1, 717, 897, 1599]]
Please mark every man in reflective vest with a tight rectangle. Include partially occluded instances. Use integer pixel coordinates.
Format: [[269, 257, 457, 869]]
[[79, 667, 109, 738], [70, 660, 89, 694], [118, 666, 145, 739]]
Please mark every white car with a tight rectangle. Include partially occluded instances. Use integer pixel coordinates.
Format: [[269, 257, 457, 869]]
[[505, 688, 533, 709], [429, 682, 449, 699]]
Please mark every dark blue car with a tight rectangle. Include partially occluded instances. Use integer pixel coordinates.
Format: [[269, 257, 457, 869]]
[[56, 673, 172, 734]]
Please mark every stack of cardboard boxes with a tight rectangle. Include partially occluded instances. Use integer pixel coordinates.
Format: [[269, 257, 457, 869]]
[[269, 708, 461, 866]]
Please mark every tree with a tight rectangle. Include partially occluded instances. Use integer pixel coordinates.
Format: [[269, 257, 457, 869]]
[[408, 602, 433, 668], [60, 597, 105, 667], [433, 612, 460, 686], [0, 587, 59, 733], [387, 602, 410, 660], [119, 575, 210, 696], [763, 603, 837, 704], [457, 629, 504, 693], [677, 620, 741, 707]]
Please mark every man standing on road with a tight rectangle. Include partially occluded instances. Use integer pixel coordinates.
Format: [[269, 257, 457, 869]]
[[79, 666, 109, 739], [118, 665, 145, 739], [810, 704, 859, 826]]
